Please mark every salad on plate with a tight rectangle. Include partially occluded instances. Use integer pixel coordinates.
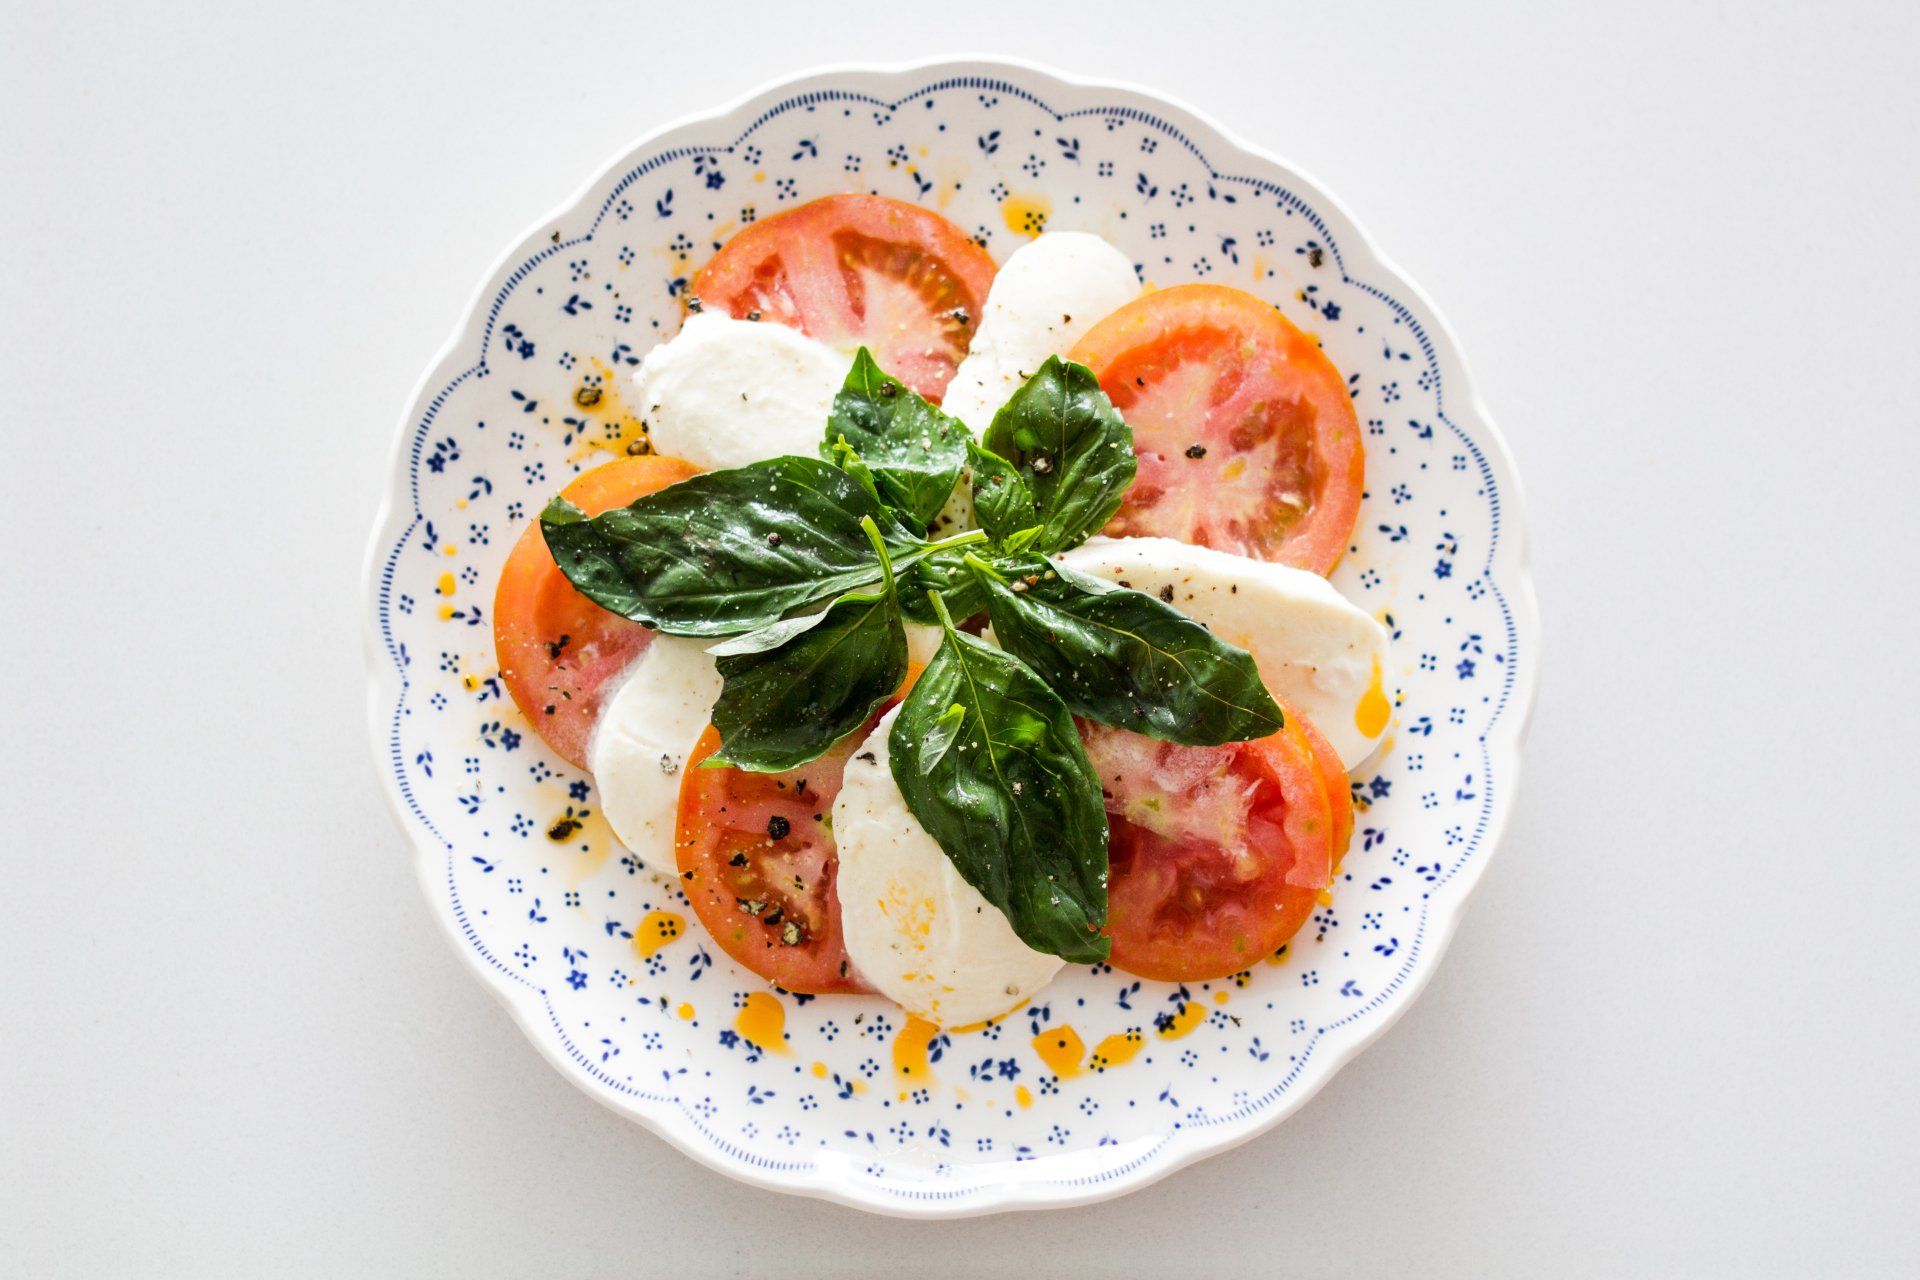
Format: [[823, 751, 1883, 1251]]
[[490, 193, 1392, 1029]]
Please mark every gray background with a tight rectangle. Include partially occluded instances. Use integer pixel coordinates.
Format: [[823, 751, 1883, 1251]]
[[5, 1, 1917, 1275]]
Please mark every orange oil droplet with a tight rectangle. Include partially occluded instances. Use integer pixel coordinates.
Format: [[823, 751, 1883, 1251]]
[[1356, 655, 1390, 739], [1089, 1029, 1145, 1072], [734, 991, 789, 1054], [1157, 1002, 1205, 1040], [1032, 1025, 1085, 1078], [892, 1016, 940, 1083], [632, 911, 684, 959]]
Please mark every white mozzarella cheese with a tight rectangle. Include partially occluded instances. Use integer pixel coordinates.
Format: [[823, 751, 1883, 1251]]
[[903, 621, 943, 669], [932, 233, 1140, 535], [833, 708, 1063, 1026], [1056, 537, 1394, 769], [941, 231, 1140, 434], [631, 312, 850, 470], [587, 636, 724, 871]]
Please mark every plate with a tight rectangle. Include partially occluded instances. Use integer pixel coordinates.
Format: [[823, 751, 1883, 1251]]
[[363, 56, 1537, 1216]]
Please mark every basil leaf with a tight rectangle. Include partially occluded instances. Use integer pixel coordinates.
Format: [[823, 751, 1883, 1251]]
[[966, 440, 1038, 544], [703, 610, 834, 658], [998, 525, 1047, 556], [898, 546, 989, 626], [889, 602, 1110, 963], [825, 348, 969, 527], [826, 436, 887, 509], [707, 515, 908, 772], [980, 356, 1136, 552], [539, 456, 926, 637], [707, 585, 907, 772], [974, 554, 1284, 746], [916, 702, 967, 773]]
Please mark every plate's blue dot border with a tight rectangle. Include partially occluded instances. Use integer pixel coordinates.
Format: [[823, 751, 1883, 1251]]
[[370, 72, 1525, 1208]]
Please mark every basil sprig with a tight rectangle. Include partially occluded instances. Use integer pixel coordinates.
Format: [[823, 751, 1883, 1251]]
[[889, 594, 1111, 963], [538, 352, 1283, 965], [971, 553, 1284, 745]]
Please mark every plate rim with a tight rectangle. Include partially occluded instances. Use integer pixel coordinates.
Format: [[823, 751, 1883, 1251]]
[[361, 53, 1541, 1217]]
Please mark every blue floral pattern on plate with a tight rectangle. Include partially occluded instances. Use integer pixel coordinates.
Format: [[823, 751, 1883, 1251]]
[[363, 59, 1537, 1216]]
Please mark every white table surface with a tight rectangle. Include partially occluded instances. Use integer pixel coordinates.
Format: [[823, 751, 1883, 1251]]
[[5, 1, 1917, 1274]]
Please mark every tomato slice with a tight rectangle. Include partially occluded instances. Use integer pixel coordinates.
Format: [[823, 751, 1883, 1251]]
[[675, 674, 917, 995], [1068, 283, 1364, 574], [492, 454, 700, 769], [690, 194, 996, 403], [1289, 706, 1354, 871], [1083, 717, 1335, 982]]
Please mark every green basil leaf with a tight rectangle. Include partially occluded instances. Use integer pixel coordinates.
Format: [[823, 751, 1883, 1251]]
[[889, 603, 1110, 963], [980, 356, 1136, 552], [539, 456, 927, 637], [965, 440, 1038, 544], [703, 610, 834, 658], [898, 546, 989, 626], [707, 584, 907, 772], [999, 525, 1046, 556], [974, 554, 1284, 746], [916, 702, 967, 773], [824, 348, 969, 527], [826, 436, 887, 508]]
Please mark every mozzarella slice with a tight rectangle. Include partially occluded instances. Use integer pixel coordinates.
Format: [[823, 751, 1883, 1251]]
[[587, 636, 723, 871], [1056, 537, 1394, 769], [833, 708, 1062, 1026], [932, 233, 1140, 535], [631, 312, 850, 470], [941, 232, 1140, 434], [903, 621, 943, 669]]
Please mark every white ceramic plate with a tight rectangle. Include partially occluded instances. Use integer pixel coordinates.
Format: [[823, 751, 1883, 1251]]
[[364, 57, 1537, 1216]]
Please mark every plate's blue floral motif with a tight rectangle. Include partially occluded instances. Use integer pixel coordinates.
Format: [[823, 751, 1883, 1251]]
[[365, 62, 1534, 1216]]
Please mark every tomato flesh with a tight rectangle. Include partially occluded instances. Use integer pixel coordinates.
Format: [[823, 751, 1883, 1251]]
[[1290, 705, 1354, 872], [1083, 717, 1334, 982], [1069, 283, 1364, 574], [675, 670, 917, 994], [492, 455, 700, 769], [690, 194, 996, 403]]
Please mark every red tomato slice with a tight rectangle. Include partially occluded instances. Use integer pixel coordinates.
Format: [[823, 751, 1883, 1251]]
[[1083, 717, 1335, 982], [492, 454, 700, 769], [1289, 705, 1354, 872], [690, 194, 996, 403], [1068, 283, 1365, 574], [675, 671, 918, 994]]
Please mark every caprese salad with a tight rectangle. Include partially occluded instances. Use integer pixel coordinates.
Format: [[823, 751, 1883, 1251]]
[[493, 194, 1391, 1027]]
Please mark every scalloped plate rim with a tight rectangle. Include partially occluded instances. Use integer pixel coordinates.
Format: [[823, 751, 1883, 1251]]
[[361, 54, 1540, 1218]]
